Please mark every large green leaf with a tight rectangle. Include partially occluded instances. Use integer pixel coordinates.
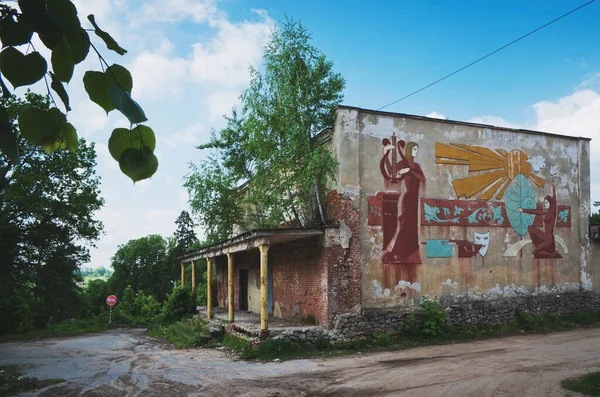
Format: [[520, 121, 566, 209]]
[[51, 35, 74, 82], [119, 145, 158, 182], [46, 0, 80, 33], [0, 15, 34, 47], [18, 107, 61, 148], [49, 71, 71, 111], [87, 14, 127, 55], [0, 47, 47, 88], [108, 84, 147, 124], [19, 0, 63, 50], [65, 28, 90, 64], [108, 125, 156, 161], [83, 70, 112, 113], [61, 121, 78, 151], [0, 105, 18, 163], [106, 64, 132, 93]]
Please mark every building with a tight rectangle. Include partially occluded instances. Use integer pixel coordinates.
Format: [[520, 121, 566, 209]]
[[180, 105, 596, 337]]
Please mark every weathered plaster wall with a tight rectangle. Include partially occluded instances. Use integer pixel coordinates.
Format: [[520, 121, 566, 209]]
[[332, 106, 592, 310]]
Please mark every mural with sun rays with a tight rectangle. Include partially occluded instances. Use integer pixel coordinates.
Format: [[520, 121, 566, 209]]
[[435, 143, 546, 200]]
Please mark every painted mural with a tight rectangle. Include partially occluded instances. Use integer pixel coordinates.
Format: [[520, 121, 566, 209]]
[[369, 138, 572, 269], [433, 142, 571, 260], [376, 134, 426, 265]]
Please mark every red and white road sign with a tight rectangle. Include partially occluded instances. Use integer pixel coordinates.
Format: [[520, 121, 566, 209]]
[[106, 295, 117, 306]]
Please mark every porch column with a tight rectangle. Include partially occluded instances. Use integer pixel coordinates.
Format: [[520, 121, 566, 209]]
[[258, 244, 269, 336], [181, 263, 185, 286], [191, 260, 197, 293], [227, 253, 234, 322], [191, 260, 197, 302], [207, 257, 213, 319]]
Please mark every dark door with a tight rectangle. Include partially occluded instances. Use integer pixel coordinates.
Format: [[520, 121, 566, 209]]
[[239, 269, 248, 311]]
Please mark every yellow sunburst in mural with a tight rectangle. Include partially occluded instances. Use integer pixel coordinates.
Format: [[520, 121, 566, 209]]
[[435, 143, 546, 200]]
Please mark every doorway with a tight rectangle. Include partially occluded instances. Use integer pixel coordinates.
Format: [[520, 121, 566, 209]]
[[239, 269, 248, 310]]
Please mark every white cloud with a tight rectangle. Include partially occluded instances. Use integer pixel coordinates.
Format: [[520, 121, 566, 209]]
[[139, 0, 220, 24], [467, 115, 523, 130], [530, 89, 600, 201], [162, 122, 208, 148], [575, 73, 600, 91], [426, 111, 446, 119], [129, 45, 188, 101], [464, 86, 600, 201], [189, 13, 273, 88], [206, 90, 241, 122]]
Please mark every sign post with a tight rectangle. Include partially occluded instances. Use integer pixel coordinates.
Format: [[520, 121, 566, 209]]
[[106, 295, 117, 326]]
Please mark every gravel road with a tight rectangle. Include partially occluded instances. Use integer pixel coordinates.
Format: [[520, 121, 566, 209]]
[[1, 327, 598, 396]]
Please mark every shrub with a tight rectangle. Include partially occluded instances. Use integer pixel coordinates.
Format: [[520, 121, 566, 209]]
[[148, 316, 211, 348], [420, 298, 448, 338], [162, 286, 195, 322]]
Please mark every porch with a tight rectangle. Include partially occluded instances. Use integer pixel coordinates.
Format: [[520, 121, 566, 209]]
[[179, 228, 327, 339], [196, 306, 324, 338]]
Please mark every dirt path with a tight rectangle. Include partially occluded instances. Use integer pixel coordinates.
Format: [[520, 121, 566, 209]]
[[1, 328, 599, 396]]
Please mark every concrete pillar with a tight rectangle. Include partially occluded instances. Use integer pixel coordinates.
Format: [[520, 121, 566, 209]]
[[191, 260, 197, 294], [207, 257, 213, 319], [227, 253, 234, 322], [181, 263, 185, 286], [258, 244, 269, 337]]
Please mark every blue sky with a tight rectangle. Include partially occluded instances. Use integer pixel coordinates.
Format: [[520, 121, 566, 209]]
[[58, 0, 599, 268]]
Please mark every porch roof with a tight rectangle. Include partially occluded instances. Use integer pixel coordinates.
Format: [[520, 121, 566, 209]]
[[179, 227, 326, 263]]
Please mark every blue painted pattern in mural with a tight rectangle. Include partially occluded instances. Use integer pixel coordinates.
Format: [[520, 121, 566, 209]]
[[466, 205, 505, 225], [505, 173, 537, 236], [426, 239, 454, 258], [558, 209, 569, 223], [423, 203, 460, 223]]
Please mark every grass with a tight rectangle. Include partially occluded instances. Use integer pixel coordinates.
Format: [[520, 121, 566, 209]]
[[221, 309, 600, 361], [0, 319, 108, 343], [0, 365, 64, 397], [148, 316, 214, 348], [562, 372, 600, 396]]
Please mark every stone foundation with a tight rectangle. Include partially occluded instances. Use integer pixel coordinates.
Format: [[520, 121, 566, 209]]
[[269, 291, 600, 345]]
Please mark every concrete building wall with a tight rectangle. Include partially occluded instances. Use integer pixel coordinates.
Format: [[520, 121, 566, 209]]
[[331, 106, 592, 310]]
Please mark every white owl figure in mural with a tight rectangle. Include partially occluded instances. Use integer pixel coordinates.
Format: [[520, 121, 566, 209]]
[[526, 155, 546, 172], [474, 232, 490, 257]]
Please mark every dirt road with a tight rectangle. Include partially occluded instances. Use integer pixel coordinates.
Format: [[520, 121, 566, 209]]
[[1, 328, 599, 396]]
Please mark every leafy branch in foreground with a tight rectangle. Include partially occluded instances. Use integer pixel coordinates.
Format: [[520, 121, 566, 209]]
[[0, 0, 157, 182]]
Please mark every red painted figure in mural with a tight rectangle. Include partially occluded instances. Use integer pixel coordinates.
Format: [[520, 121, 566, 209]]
[[516, 177, 562, 259], [382, 141, 426, 264]]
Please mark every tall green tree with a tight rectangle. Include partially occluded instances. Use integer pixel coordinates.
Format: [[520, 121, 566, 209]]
[[173, 210, 198, 253], [0, 93, 104, 332], [107, 234, 172, 302], [185, 18, 345, 242]]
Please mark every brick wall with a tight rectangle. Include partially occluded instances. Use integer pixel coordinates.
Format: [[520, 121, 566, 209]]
[[271, 236, 329, 325], [213, 190, 363, 327], [325, 190, 362, 324]]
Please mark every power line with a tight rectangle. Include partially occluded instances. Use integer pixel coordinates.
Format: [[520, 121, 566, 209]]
[[375, 0, 596, 112]]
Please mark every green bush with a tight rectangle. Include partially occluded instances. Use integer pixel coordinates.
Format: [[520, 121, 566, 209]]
[[255, 338, 302, 360], [396, 299, 448, 339], [314, 335, 331, 351], [562, 371, 600, 396], [148, 316, 211, 348], [223, 334, 255, 359], [420, 298, 448, 337], [162, 286, 195, 322]]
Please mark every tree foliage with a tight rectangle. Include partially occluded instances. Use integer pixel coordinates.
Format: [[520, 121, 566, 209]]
[[185, 18, 345, 243], [174, 210, 198, 253], [0, 0, 157, 182], [0, 93, 103, 333], [107, 234, 173, 302]]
